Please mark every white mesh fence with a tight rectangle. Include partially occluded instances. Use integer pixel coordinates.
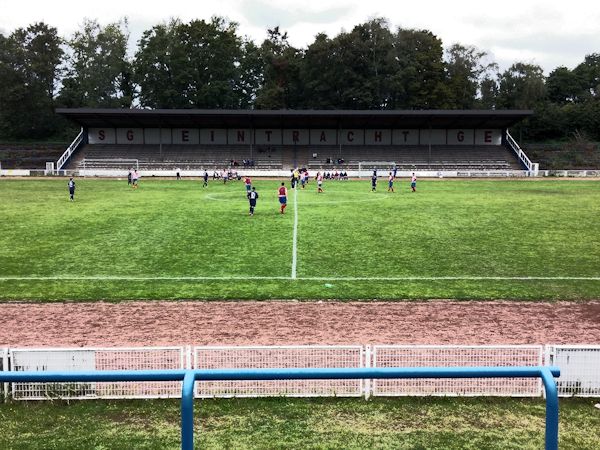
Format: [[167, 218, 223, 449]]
[[372, 345, 543, 397], [10, 347, 185, 400], [547, 345, 600, 397], [194, 345, 365, 398]]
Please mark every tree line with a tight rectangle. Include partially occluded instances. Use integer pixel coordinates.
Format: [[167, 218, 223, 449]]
[[0, 17, 599, 141]]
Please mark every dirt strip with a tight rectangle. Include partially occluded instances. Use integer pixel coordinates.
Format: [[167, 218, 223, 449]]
[[1, 300, 599, 347]]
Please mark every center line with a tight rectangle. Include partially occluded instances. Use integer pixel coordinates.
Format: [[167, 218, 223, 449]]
[[291, 186, 298, 279]]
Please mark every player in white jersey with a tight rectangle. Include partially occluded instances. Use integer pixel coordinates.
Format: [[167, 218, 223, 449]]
[[411, 173, 417, 192], [316, 172, 324, 193]]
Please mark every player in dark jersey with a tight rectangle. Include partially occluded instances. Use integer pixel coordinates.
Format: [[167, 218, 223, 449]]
[[371, 171, 377, 191], [247, 186, 259, 216], [278, 182, 288, 214], [68, 177, 76, 201], [203, 170, 209, 187]]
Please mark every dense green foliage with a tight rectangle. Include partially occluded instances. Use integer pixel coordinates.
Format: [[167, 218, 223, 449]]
[[0, 178, 599, 301], [0, 397, 599, 449], [1, 17, 600, 144]]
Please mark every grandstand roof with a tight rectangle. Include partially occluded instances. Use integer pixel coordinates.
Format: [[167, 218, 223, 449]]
[[56, 108, 533, 129]]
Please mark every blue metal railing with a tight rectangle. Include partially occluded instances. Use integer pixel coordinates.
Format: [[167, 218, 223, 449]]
[[0, 366, 560, 450]]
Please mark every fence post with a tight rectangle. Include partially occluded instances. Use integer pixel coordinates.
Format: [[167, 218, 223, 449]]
[[540, 368, 559, 450], [364, 345, 371, 399], [181, 371, 195, 450]]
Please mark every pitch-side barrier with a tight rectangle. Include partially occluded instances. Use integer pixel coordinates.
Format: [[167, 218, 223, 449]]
[[0, 366, 561, 450]]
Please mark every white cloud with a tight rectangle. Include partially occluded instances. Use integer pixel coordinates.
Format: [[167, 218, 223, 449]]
[[1, 0, 599, 73]]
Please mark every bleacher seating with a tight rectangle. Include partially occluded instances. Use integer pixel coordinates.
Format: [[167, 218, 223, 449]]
[[68, 143, 523, 171]]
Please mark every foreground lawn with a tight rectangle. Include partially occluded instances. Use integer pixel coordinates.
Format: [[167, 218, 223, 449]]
[[0, 397, 599, 449], [0, 178, 599, 300]]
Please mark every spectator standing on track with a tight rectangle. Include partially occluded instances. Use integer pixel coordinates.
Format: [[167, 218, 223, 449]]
[[371, 171, 377, 191], [411, 172, 417, 192], [387, 172, 394, 193], [176, 168, 181, 180], [278, 182, 288, 214], [68, 177, 76, 201], [127, 169, 132, 186], [203, 170, 209, 187], [248, 187, 259, 216]]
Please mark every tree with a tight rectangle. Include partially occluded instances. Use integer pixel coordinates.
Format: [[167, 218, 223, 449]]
[[0, 22, 63, 138], [59, 19, 131, 108], [444, 44, 497, 109], [546, 66, 582, 104], [134, 17, 244, 108], [497, 62, 546, 109], [254, 26, 303, 109], [573, 53, 600, 100], [235, 40, 263, 108], [392, 28, 449, 109]]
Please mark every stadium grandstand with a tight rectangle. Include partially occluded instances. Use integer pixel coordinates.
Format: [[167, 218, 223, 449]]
[[55, 108, 535, 174]]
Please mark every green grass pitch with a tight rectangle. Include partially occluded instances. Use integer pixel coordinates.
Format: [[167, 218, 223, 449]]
[[1, 397, 599, 449], [0, 177, 599, 301]]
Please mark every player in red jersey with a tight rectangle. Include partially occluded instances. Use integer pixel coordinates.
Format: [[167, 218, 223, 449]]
[[278, 182, 288, 214]]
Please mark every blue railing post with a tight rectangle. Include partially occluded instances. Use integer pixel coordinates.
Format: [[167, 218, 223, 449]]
[[540, 368, 559, 450], [181, 371, 195, 450]]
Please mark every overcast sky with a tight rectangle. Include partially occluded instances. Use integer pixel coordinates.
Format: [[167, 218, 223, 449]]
[[2, 0, 600, 74]]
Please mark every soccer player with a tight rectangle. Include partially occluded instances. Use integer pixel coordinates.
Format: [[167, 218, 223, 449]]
[[127, 169, 132, 186], [132, 170, 139, 188], [316, 172, 324, 193], [244, 176, 252, 194], [411, 172, 417, 192], [278, 182, 288, 214], [371, 171, 377, 191], [387, 172, 394, 193], [176, 167, 181, 180], [203, 169, 209, 187], [248, 186, 259, 216], [68, 177, 75, 201]]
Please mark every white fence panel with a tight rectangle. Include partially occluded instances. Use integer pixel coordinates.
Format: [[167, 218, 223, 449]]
[[194, 345, 364, 398], [10, 347, 185, 400], [548, 345, 600, 397], [372, 345, 543, 397]]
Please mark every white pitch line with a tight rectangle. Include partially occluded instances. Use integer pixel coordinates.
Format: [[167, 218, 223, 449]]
[[291, 186, 298, 279], [1, 276, 599, 281]]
